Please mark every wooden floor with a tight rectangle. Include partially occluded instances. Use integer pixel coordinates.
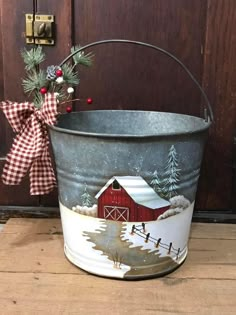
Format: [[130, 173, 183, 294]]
[[0, 219, 236, 314]]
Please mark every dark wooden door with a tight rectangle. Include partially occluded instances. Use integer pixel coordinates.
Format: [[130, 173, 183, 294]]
[[0, 0, 235, 221], [0, 1, 39, 213], [0, 0, 72, 218]]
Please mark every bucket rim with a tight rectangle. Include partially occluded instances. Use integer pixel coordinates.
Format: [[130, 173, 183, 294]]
[[48, 110, 211, 139]]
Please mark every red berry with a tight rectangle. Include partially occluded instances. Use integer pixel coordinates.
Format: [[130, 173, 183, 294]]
[[40, 87, 47, 94], [87, 97, 93, 104], [56, 69, 63, 77], [66, 106, 72, 113]]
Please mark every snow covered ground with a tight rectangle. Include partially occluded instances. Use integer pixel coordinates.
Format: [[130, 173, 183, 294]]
[[60, 200, 194, 278], [60, 202, 131, 278], [121, 202, 194, 262], [72, 204, 97, 217]]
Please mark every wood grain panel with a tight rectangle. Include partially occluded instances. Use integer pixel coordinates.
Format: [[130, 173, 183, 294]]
[[0, 2, 6, 157], [0, 219, 236, 314], [0, 161, 38, 205], [0, 113, 7, 157], [0, 0, 235, 213], [197, 0, 236, 210], [36, 0, 73, 206], [0, 1, 39, 207], [1, 273, 236, 314], [73, 0, 206, 117], [1, 219, 236, 280], [36, 0, 73, 66]]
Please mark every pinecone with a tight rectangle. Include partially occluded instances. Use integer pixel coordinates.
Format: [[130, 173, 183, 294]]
[[46, 65, 59, 80]]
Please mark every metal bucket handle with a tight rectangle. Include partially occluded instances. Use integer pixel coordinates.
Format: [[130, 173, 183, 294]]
[[60, 39, 214, 122]]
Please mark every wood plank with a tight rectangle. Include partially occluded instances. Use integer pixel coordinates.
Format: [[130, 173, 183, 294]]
[[0, 219, 236, 280], [73, 0, 206, 116], [36, 0, 73, 207], [0, 273, 235, 314], [1, 0, 34, 101], [0, 0, 39, 207], [190, 222, 236, 240], [0, 0, 6, 157], [0, 113, 8, 157], [0, 219, 236, 313], [0, 232, 236, 280], [0, 161, 39, 206], [4, 219, 236, 240], [197, 0, 236, 210], [0, 206, 59, 224]]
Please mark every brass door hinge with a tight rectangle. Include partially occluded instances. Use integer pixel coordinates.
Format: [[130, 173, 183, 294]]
[[25, 14, 55, 45]]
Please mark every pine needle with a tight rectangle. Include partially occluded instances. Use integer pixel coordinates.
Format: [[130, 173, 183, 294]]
[[20, 44, 93, 107], [22, 70, 47, 94], [21, 46, 45, 71], [71, 45, 94, 67], [61, 63, 80, 85], [33, 91, 44, 108]]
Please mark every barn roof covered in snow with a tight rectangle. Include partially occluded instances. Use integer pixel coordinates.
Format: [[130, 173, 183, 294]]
[[95, 176, 170, 209]]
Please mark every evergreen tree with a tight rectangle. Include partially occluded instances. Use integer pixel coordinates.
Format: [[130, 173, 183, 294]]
[[150, 170, 164, 196], [81, 185, 93, 207], [163, 145, 181, 199]]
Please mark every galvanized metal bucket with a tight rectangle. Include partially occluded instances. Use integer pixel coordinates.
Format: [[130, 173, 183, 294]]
[[49, 40, 213, 279]]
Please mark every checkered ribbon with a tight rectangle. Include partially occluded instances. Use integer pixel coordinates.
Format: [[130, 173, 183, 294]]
[[0, 93, 58, 195]]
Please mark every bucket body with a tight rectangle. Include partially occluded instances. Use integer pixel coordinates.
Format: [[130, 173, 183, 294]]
[[49, 110, 210, 279]]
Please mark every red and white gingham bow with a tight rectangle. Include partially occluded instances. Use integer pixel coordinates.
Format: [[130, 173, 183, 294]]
[[0, 93, 58, 195]]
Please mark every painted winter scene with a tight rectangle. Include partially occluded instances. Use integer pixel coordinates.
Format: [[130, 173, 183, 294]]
[[60, 145, 197, 279]]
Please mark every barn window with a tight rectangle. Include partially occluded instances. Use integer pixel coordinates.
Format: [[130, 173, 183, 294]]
[[112, 180, 121, 190]]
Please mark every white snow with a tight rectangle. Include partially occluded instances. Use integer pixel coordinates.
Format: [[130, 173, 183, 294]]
[[59, 199, 194, 279], [121, 202, 194, 263], [169, 195, 191, 209], [60, 202, 131, 278], [158, 208, 182, 220], [158, 195, 191, 220], [72, 204, 97, 217]]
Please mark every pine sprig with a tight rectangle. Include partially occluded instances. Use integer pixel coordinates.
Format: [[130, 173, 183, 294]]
[[20, 45, 93, 108], [71, 45, 94, 67], [22, 70, 47, 94], [61, 63, 80, 86], [21, 46, 45, 71], [22, 69, 47, 107], [33, 91, 44, 108]]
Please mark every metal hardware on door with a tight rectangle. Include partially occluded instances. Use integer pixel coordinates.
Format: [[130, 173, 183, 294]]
[[36, 22, 47, 37], [25, 14, 55, 45]]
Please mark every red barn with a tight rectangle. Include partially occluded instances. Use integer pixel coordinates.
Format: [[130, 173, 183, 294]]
[[95, 176, 170, 222]]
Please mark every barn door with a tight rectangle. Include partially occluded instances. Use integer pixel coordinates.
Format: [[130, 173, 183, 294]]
[[104, 206, 129, 222]]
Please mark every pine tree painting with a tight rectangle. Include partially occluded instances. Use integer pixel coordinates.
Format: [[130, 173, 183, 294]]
[[163, 145, 181, 199], [150, 170, 164, 197], [81, 184, 93, 207]]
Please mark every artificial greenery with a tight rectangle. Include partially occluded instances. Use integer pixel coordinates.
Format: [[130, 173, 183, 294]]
[[71, 45, 93, 67], [21, 46, 45, 71], [22, 69, 48, 93], [61, 63, 80, 86], [21, 45, 93, 108]]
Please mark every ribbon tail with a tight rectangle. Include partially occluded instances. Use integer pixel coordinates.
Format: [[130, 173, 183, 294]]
[[2, 133, 33, 185], [29, 137, 57, 195]]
